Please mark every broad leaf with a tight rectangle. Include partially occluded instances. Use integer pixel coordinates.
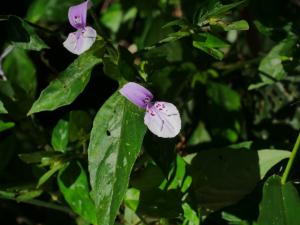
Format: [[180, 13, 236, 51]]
[[190, 147, 291, 211], [88, 91, 147, 225], [28, 50, 101, 115], [258, 175, 300, 225], [58, 162, 97, 224]]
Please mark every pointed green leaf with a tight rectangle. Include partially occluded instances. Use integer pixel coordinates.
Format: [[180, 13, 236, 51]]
[[258, 175, 300, 225], [0, 121, 15, 132], [0, 101, 8, 114], [58, 162, 97, 224], [28, 51, 101, 115], [88, 91, 147, 225], [51, 119, 69, 153], [258, 150, 290, 179]]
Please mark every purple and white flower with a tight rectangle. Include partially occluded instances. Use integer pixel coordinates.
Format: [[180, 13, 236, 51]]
[[63, 0, 97, 55], [120, 82, 181, 138]]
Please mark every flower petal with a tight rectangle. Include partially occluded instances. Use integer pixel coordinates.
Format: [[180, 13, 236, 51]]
[[68, 0, 91, 29], [63, 26, 97, 55], [144, 101, 181, 138], [119, 82, 153, 109]]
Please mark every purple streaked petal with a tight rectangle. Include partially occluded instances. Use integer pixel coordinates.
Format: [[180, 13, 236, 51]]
[[144, 101, 181, 138], [68, 0, 91, 29], [63, 26, 97, 55], [119, 82, 153, 109]]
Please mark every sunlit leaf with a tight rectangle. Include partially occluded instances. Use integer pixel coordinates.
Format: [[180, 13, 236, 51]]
[[88, 91, 147, 225], [28, 48, 102, 114]]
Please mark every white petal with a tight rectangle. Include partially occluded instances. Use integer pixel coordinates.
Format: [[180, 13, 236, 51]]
[[63, 26, 97, 55], [144, 101, 181, 138]]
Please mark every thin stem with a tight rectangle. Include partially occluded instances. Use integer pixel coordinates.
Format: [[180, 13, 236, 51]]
[[281, 132, 300, 184], [0, 195, 75, 216]]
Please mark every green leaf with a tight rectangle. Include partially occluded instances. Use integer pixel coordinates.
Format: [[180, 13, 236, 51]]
[[223, 20, 249, 31], [58, 162, 97, 224], [258, 150, 290, 179], [28, 49, 101, 115], [0, 121, 15, 132], [16, 190, 43, 201], [0, 101, 8, 114], [182, 203, 200, 225], [190, 146, 292, 212], [190, 147, 260, 211], [193, 33, 229, 60], [206, 82, 241, 111], [187, 121, 211, 146], [51, 119, 69, 153], [37, 162, 65, 187], [88, 91, 147, 225], [124, 188, 140, 212], [100, 3, 123, 33], [6, 16, 48, 51], [258, 175, 300, 225], [3, 48, 37, 96], [258, 33, 297, 83], [196, 0, 247, 24]]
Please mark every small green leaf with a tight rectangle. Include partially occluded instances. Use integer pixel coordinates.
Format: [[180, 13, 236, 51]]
[[58, 162, 97, 224], [100, 3, 123, 33], [51, 119, 69, 153], [258, 175, 300, 225], [258, 32, 297, 83], [196, 0, 247, 24], [223, 20, 249, 31], [0, 101, 8, 114], [28, 50, 101, 115], [16, 190, 43, 201], [193, 33, 229, 60], [258, 149, 290, 179], [124, 188, 140, 212], [88, 91, 147, 225], [0, 121, 15, 132], [182, 203, 200, 225], [37, 162, 64, 187]]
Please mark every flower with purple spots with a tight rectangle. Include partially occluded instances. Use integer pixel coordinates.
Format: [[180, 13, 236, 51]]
[[120, 82, 181, 138], [63, 0, 97, 55]]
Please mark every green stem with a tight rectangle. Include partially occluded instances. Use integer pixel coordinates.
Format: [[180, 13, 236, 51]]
[[281, 132, 300, 184], [0, 195, 74, 216]]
